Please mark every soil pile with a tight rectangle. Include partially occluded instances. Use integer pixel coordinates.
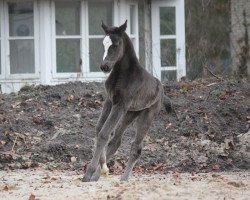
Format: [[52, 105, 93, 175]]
[[0, 79, 249, 173]]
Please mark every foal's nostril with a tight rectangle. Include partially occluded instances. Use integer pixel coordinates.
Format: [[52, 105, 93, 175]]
[[100, 65, 106, 71], [100, 64, 110, 72]]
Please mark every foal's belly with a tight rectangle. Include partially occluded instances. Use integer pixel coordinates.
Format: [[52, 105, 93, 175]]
[[128, 92, 161, 111], [128, 82, 163, 111]]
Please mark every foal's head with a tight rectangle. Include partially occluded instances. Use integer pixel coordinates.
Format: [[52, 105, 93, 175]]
[[100, 20, 127, 73]]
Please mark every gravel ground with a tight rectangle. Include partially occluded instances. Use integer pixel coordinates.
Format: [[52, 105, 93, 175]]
[[1, 169, 250, 200]]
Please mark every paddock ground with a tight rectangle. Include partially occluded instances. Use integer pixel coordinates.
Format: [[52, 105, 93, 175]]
[[1, 169, 250, 200]]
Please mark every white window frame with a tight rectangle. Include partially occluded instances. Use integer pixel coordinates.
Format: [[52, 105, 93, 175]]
[[4, 0, 40, 79], [84, 0, 117, 79], [85, 0, 139, 78], [51, 0, 83, 79], [126, 1, 139, 58], [0, 0, 5, 79], [151, 0, 186, 81], [118, 0, 139, 58]]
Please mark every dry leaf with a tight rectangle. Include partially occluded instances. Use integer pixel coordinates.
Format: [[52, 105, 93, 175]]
[[172, 171, 180, 178], [211, 174, 224, 180], [0, 140, 7, 145], [227, 181, 245, 187], [212, 165, 220, 170], [165, 123, 172, 129], [28, 194, 35, 200], [153, 163, 163, 171], [246, 116, 250, 123], [42, 174, 50, 180], [114, 182, 120, 187], [67, 95, 74, 102], [50, 177, 57, 181], [3, 185, 9, 191]]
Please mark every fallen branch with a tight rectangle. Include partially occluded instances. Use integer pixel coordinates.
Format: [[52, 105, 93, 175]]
[[205, 66, 223, 81], [11, 136, 17, 154]]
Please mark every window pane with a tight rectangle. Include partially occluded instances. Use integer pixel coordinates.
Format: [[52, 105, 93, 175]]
[[0, 12, 1, 74], [161, 39, 176, 67], [89, 1, 113, 35], [10, 40, 34, 74], [130, 5, 136, 35], [55, 1, 80, 35], [0, 41, 1, 74], [56, 39, 81, 73], [161, 70, 176, 81], [131, 38, 136, 51], [160, 7, 175, 35], [89, 39, 103, 72], [9, 2, 34, 37]]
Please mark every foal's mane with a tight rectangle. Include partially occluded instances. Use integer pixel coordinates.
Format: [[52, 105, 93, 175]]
[[120, 32, 138, 62]]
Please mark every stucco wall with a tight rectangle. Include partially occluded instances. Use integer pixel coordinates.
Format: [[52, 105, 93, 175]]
[[231, 0, 250, 76]]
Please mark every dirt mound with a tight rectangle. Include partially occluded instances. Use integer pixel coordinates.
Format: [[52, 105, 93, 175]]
[[0, 79, 249, 173]]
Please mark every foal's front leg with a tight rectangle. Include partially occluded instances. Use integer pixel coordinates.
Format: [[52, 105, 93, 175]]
[[82, 104, 125, 182], [90, 99, 112, 181]]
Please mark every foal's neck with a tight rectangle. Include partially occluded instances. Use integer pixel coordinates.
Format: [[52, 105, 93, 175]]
[[119, 33, 139, 69]]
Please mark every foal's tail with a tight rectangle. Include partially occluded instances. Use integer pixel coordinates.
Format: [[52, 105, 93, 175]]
[[163, 95, 179, 119], [163, 95, 172, 113]]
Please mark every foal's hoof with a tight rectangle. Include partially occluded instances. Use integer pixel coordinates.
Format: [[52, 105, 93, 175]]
[[82, 176, 91, 182], [120, 178, 128, 182], [101, 171, 109, 176], [101, 165, 109, 177], [120, 176, 129, 182], [101, 163, 109, 177]]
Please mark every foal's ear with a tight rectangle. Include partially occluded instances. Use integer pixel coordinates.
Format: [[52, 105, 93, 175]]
[[101, 20, 109, 34], [117, 20, 127, 34]]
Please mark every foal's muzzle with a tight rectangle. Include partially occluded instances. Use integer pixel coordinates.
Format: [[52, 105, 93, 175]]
[[100, 63, 111, 73]]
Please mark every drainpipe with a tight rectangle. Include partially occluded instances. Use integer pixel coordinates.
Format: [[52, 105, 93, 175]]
[[144, 0, 153, 74]]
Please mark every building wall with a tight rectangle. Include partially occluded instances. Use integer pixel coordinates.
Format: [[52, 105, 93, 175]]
[[231, 0, 250, 76], [0, 0, 186, 93]]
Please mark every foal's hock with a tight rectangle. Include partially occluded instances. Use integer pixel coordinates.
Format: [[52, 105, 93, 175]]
[[82, 20, 172, 182]]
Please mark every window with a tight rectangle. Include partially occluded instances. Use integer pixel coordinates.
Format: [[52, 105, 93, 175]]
[[52, 0, 138, 80], [88, 1, 114, 73], [128, 3, 139, 57], [152, 0, 186, 81], [55, 1, 81, 73], [0, 0, 143, 92], [8, 2, 36, 74], [160, 7, 176, 68]]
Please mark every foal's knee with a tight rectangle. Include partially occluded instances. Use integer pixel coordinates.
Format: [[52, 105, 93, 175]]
[[134, 147, 142, 159], [96, 124, 102, 135], [108, 135, 121, 148], [131, 144, 142, 160], [97, 132, 109, 146]]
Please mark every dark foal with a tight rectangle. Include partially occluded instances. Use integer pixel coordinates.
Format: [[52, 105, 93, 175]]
[[83, 20, 172, 182]]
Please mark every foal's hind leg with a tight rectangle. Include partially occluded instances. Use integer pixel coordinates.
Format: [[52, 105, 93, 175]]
[[106, 111, 140, 161], [121, 103, 161, 181]]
